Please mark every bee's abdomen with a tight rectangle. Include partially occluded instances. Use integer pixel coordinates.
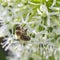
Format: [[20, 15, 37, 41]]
[[21, 35, 30, 41]]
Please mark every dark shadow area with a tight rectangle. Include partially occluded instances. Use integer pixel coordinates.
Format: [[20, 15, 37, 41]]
[[0, 37, 8, 60]]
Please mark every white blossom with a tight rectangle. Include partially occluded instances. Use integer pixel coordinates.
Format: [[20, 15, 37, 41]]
[[0, 0, 60, 60]]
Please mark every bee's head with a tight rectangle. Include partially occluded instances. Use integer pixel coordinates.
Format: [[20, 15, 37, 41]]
[[16, 26, 20, 30]]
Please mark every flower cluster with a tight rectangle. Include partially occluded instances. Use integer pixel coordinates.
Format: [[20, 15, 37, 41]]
[[0, 0, 60, 60]]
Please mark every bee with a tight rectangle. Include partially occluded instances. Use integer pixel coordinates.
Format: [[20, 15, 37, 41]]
[[15, 25, 30, 41]]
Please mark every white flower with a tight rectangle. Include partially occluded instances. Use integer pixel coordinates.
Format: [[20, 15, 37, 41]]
[[46, 0, 49, 2], [40, 5, 48, 15], [0, 25, 9, 37], [50, 0, 56, 8], [37, 8, 42, 16], [1, 36, 19, 51]]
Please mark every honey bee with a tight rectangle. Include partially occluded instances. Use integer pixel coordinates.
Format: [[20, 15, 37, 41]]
[[15, 25, 30, 41]]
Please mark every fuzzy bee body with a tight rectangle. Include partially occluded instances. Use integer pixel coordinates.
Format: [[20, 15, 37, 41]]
[[15, 25, 30, 41], [20, 35, 30, 41]]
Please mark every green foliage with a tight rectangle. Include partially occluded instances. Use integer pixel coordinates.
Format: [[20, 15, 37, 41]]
[[28, 57, 33, 60], [0, 48, 6, 60], [1, 2, 8, 7], [48, 54, 55, 60]]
